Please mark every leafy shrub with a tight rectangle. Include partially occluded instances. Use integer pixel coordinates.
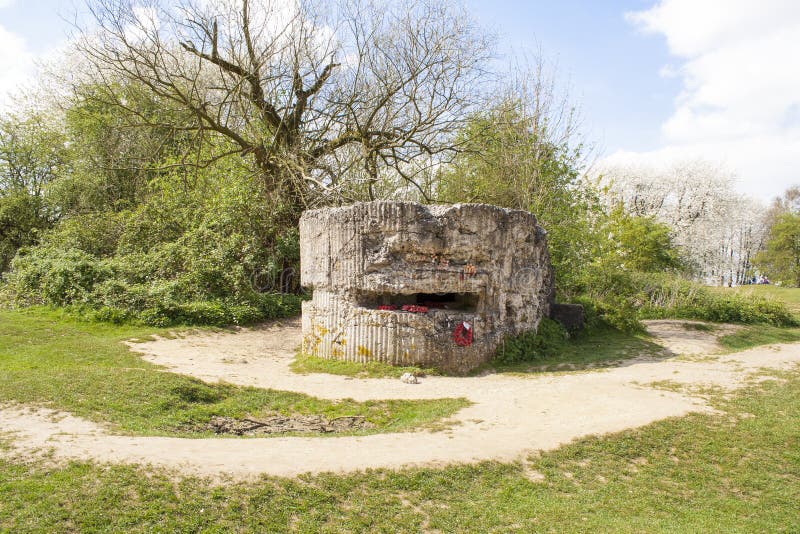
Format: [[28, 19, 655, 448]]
[[639, 288, 797, 326], [2, 166, 305, 327], [495, 318, 568, 364], [135, 294, 302, 327], [571, 266, 798, 329], [572, 295, 643, 333], [0, 192, 54, 272], [5, 246, 112, 306], [41, 212, 126, 257], [88, 305, 134, 324], [632, 272, 797, 326]]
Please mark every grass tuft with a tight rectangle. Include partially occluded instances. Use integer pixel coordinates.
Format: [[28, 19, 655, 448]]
[[290, 353, 439, 378]]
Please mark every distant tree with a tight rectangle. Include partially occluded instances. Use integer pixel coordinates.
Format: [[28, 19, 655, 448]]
[[601, 207, 682, 273], [0, 112, 67, 271], [768, 185, 800, 216], [754, 212, 800, 286], [0, 113, 66, 198], [599, 160, 768, 285]]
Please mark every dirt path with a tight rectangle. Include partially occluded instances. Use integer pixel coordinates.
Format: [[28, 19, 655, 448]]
[[643, 319, 740, 355], [1, 320, 798, 479]]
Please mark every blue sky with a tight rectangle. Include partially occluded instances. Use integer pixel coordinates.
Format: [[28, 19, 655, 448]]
[[1, 0, 799, 200], [466, 0, 681, 154], [0, 0, 76, 54]]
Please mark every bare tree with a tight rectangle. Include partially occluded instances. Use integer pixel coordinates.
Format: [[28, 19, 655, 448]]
[[73, 0, 492, 215], [764, 185, 800, 228]]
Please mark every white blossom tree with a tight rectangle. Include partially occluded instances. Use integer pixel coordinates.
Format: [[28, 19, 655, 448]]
[[598, 160, 768, 285]]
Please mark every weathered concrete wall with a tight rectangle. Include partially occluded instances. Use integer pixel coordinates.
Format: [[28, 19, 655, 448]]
[[300, 202, 553, 373]]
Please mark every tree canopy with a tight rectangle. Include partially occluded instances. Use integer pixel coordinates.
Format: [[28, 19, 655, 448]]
[[75, 0, 492, 213], [2, 0, 788, 330], [755, 212, 800, 286]]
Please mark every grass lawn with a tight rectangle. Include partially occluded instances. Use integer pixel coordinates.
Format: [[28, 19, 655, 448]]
[[0, 308, 467, 437], [3, 296, 800, 531], [2, 367, 798, 531], [718, 324, 800, 352], [291, 353, 440, 378]]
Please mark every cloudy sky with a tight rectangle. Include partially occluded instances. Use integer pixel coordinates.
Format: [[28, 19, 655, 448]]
[[1, 0, 798, 200]]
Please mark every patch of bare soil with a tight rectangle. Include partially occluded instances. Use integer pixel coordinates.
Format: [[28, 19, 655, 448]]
[[201, 415, 373, 435], [2, 318, 799, 480], [642, 319, 740, 355]]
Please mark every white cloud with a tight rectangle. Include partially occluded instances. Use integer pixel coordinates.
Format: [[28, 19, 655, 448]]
[[0, 24, 35, 110], [611, 0, 800, 201], [122, 5, 161, 44]]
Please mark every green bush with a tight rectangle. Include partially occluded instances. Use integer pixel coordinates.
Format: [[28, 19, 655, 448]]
[[632, 272, 797, 326], [495, 318, 568, 364], [572, 295, 643, 333], [89, 305, 134, 324], [3, 167, 304, 327], [639, 289, 797, 326], [135, 294, 302, 327], [571, 266, 798, 329], [0, 192, 54, 272], [5, 246, 112, 306], [41, 212, 126, 257]]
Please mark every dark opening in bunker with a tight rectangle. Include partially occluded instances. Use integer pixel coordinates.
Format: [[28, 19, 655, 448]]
[[358, 292, 479, 312]]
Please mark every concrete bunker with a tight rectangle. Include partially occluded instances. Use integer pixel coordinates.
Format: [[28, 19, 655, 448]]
[[300, 201, 554, 373]]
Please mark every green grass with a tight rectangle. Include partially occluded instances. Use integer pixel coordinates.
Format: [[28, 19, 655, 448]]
[[714, 285, 800, 317], [291, 353, 439, 378], [481, 324, 669, 374], [0, 307, 467, 437], [718, 324, 800, 352], [689, 286, 800, 354], [2, 367, 799, 531]]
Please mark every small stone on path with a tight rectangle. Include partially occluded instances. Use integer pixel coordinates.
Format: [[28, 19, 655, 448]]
[[400, 372, 420, 384]]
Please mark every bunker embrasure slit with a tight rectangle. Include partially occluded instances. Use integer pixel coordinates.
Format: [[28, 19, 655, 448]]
[[357, 292, 480, 312]]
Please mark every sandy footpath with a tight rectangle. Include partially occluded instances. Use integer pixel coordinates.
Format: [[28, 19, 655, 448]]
[[1, 319, 798, 479]]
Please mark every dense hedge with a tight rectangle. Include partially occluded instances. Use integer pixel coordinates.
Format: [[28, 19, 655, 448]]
[[637, 276, 797, 326], [2, 241, 302, 327], [1, 170, 304, 327], [572, 267, 798, 332]]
